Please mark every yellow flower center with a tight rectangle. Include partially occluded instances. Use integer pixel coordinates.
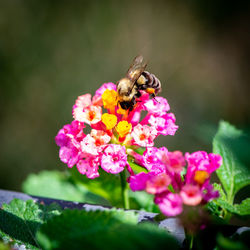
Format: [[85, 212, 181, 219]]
[[194, 170, 210, 185], [102, 89, 118, 110], [116, 121, 132, 138], [101, 113, 117, 130]]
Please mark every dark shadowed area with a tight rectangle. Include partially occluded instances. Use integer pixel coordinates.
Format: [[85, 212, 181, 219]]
[[0, 0, 249, 190]]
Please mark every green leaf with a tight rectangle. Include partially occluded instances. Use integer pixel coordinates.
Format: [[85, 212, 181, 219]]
[[129, 190, 160, 213], [213, 183, 227, 200], [211, 184, 250, 216], [216, 233, 248, 250], [232, 198, 250, 216], [213, 121, 250, 203], [128, 159, 148, 174], [69, 168, 122, 207], [0, 199, 61, 249], [23, 169, 156, 210], [0, 241, 11, 250], [210, 183, 250, 217], [37, 209, 178, 250], [22, 170, 110, 206], [133, 147, 146, 155], [206, 183, 227, 217]]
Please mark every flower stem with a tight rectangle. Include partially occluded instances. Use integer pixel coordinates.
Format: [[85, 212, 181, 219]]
[[189, 235, 194, 250], [120, 171, 130, 209]]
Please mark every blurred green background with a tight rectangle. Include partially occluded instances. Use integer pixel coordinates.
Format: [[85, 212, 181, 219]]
[[0, 0, 249, 191]]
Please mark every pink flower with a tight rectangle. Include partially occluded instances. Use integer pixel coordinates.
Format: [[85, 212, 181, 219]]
[[146, 173, 171, 194], [131, 124, 157, 147], [55, 121, 85, 147], [207, 153, 223, 173], [185, 151, 222, 185], [92, 82, 116, 106], [55, 128, 70, 148], [127, 109, 142, 127], [129, 171, 171, 194], [74, 105, 102, 125], [59, 146, 80, 168], [75, 94, 92, 109], [101, 144, 128, 174], [80, 134, 99, 156], [162, 151, 186, 174], [180, 184, 202, 206], [129, 172, 153, 191], [142, 147, 166, 173], [77, 156, 100, 179], [185, 151, 222, 173], [73, 94, 92, 121], [90, 129, 111, 146], [55, 121, 85, 168], [155, 192, 183, 216], [144, 97, 170, 115], [148, 113, 178, 136]]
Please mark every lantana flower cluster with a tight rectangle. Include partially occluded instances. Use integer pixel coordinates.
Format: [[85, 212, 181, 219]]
[[55, 82, 222, 216], [129, 149, 222, 216], [55, 82, 178, 179]]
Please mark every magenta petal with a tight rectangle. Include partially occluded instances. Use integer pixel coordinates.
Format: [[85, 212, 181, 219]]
[[59, 147, 71, 164], [101, 144, 127, 174], [77, 158, 100, 179], [129, 172, 150, 191], [208, 153, 223, 173], [156, 192, 183, 216], [55, 132, 69, 147], [202, 183, 220, 202]]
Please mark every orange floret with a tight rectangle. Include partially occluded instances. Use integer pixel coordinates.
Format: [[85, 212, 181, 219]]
[[102, 89, 118, 110], [194, 170, 210, 185]]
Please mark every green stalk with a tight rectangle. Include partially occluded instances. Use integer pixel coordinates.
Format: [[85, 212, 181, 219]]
[[120, 171, 130, 209], [189, 235, 194, 250]]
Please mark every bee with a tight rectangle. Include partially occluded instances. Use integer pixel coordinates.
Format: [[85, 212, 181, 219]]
[[117, 55, 161, 111]]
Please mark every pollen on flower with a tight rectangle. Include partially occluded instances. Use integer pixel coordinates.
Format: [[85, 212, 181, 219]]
[[194, 170, 210, 185], [102, 113, 117, 130], [102, 89, 118, 110], [116, 121, 132, 138]]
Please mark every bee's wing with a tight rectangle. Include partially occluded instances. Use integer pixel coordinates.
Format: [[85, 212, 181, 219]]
[[126, 55, 147, 83]]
